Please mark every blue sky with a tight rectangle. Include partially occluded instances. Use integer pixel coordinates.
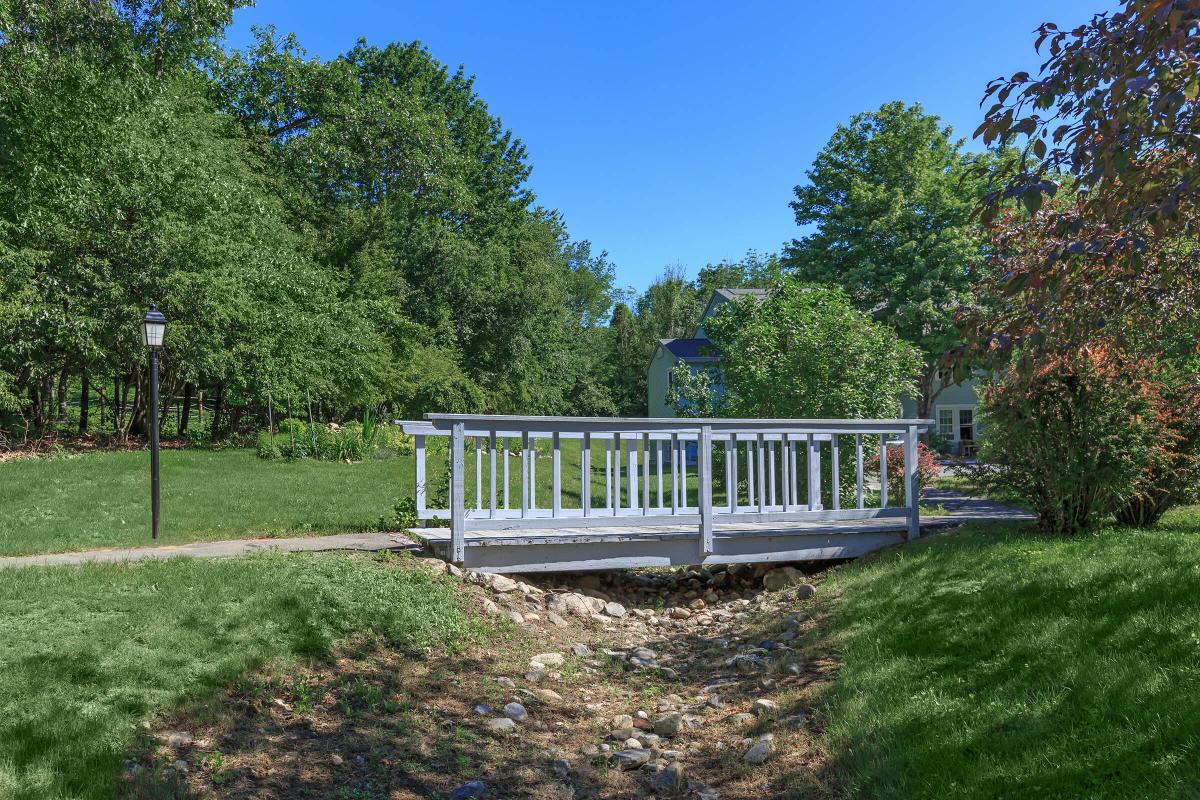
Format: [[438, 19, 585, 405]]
[[226, 1, 1108, 294]]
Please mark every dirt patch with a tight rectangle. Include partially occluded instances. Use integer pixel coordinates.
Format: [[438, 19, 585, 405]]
[[122, 559, 844, 799]]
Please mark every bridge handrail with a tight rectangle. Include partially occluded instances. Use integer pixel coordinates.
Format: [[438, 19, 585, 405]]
[[400, 414, 932, 563]]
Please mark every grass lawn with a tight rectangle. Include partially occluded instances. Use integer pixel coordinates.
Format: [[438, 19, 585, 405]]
[[0, 552, 484, 800], [0, 449, 410, 556], [811, 505, 1200, 799]]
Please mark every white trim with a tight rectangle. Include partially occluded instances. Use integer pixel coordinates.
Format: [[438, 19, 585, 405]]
[[933, 404, 977, 442]]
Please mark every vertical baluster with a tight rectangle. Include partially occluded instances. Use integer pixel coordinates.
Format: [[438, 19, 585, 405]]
[[582, 431, 592, 517], [642, 433, 651, 515], [657, 439, 664, 509], [613, 432, 622, 514], [414, 434, 426, 518], [489, 431, 497, 518], [671, 433, 680, 513], [768, 438, 777, 509], [756, 433, 767, 513], [879, 433, 888, 508], [606, 439, 613, 511], [698, 425, 713, 556], [680, 435, 689, 508], [780, 433, 790, 511], [530, 435, 537, 510], [552, 432, 562, 518], [729, 436, 738, 512], [630, 438, 640, 511], [808, 433, 822, 510], [725, 437, 735, 513], [475, 437, 483, 511], [905, 424, 919, 539], [790, 439, 798, 507], [831, 434, 840, 511], [745, 440, 755, 510], [520, 431, 530, 518], [503, 437, 510, 510], [450, 422, 466, 563], [856, 433, 865, 509]]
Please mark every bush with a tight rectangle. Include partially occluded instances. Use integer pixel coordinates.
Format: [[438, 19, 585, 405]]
[[255, 430, 282, 460], [378, 496, 420, 531], [866, 440, 941, 504], [1111, 370, 1200, 527], [978, 345, 1163, 535]]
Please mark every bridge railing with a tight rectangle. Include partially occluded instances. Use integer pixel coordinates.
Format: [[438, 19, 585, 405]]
[[399, 414, 932, 563]]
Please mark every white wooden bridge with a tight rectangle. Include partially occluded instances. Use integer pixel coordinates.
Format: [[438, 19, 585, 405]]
[[399, 415, 932, 573]]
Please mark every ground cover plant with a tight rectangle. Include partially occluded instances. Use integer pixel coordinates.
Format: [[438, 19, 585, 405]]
[[0, 552, 483, 800], [811, 506, 1200, 799]]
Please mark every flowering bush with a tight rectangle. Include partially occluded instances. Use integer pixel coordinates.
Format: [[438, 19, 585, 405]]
[[978, 345, 1164, 535], [865, 440, 941, 505]]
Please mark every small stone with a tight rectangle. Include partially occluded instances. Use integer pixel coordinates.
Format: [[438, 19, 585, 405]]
[[581, 744, 601, 758], [727, 713, 756, 726], [166, 732, 192, 748], [743, 735, 774, 765], [786, 662, 803, 677], [612, 714, 634, 729], [550, 758, 572, 779], [762, 566, 803, 591], [653, 712, 683, 738], [496, 676, 516, 690], [531, 652, 565, 668], [631, 647, 657, 662], [473, 703, 493, 715], [488, 717, 518, 734], [611, 748, 651, 770], [752, 699, 779, 718], [653, 761, 687, 795], [547, 611, 568, 627], [489, 574, 519, 592], [624, 737, 643, 749], [571, 643, 591, 657], [524, 669, 545, 683], [688, 598, 706, 610], [507, 610, 525, 624], [604, 601, 627, 618], [503, 702, 528, 722], [668, 607, 692, 620], [450, 780, 489, 800], [330, 754, 344, 765], [482, 599, 501, 615], [172, 759, 189, 773], [539, 689, 564, 702]]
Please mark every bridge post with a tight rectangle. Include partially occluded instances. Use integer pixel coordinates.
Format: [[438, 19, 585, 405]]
[[905, 423, 920, 540], [698, 425, 713, 558], [450, 421, 466, 563]]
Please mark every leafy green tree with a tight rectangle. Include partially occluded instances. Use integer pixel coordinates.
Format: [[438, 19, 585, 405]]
[[703, 281, 921, 419], [783, 101, 992, 417], [666, 361, 722, 417], [695, 250, 782, 298]]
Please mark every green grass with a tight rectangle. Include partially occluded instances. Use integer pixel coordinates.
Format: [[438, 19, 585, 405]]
[[0, 552, 484, 800], [812, 506, 1200, 799], [0, 449, 409, 556]]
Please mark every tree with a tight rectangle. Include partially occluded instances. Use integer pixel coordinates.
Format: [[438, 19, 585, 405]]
[[783, 101, 992, 417], [701, 281, 921, 419], [976, 0, 1200, 345]]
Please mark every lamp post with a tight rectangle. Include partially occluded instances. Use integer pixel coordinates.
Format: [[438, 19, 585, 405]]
[[141, 306, 167, 539]]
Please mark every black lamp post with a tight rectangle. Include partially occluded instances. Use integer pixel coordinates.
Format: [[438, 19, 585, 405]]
[[141, 305, 167, 539]]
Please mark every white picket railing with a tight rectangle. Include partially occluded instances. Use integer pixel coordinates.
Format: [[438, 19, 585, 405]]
[[399, 414, 931, 563]]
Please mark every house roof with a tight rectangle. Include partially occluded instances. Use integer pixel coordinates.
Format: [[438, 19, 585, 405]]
[[658, 337, 718, 360], [713, 287, 769, 302]]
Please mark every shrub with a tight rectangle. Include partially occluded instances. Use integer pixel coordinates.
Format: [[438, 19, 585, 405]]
[[978, 345, 1162, 535], [866, 440, 941, 504], [255, 430, 282, 460], [1111, 370, 1200, 527], [379, 496, 420, 531]]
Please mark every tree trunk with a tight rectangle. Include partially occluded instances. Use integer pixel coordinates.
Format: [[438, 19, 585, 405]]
[[56, 369, 69, 424], [179, 382, 193, 435], [79, 372, 90, 434], [211, 382, 225, 440]]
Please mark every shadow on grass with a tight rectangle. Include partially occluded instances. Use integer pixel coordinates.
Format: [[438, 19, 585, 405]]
[[781, 516, 1200, 800]]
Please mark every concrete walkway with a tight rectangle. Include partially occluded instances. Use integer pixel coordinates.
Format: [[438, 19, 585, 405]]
[[921, 486, 1035, 524], [0, 531, 421, 570]]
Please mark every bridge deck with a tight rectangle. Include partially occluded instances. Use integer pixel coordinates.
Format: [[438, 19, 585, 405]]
[[409, 517, 962, 573]]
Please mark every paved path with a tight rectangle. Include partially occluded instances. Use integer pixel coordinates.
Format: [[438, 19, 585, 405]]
[[921, 487, 1035, 524], [0, 531, 421, 570]]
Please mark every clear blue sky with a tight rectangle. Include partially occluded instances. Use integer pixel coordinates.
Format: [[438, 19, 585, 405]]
[[226, 1, 1108, 294]]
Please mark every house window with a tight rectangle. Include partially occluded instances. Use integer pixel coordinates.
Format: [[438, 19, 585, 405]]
[[958, 408, 975, 443], [938, 409, 954, 438]]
